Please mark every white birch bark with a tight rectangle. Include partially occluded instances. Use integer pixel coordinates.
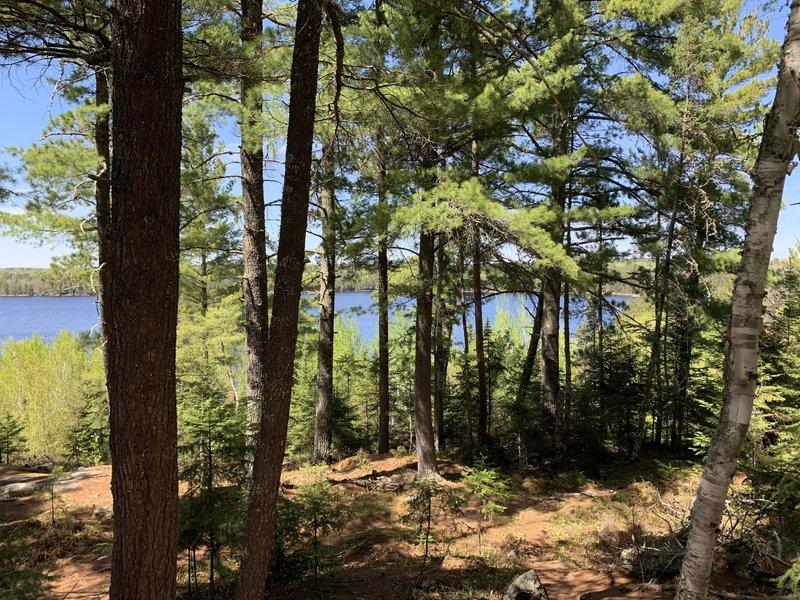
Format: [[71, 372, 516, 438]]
[[675, 4, 800, 599]]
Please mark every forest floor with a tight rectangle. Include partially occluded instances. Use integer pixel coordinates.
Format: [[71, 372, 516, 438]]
[[0, 454, 780, 600]]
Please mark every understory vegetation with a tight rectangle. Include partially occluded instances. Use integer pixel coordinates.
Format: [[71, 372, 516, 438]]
[[1, 0, 799, 598]]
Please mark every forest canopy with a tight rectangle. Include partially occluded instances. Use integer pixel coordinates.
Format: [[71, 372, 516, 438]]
[[0, 1, 798, 599]]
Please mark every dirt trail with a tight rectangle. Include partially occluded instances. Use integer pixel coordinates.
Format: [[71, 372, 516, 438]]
[[0, 458, 660, 600]]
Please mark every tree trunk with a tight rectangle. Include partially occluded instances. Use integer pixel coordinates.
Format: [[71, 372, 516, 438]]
[[235, 2, 323, 598], [415, 226, 438, 476], [514, 290, 543, 466], [541, 268, 562, 456], [94, 68, 112, 378], [313, 142, 336, 464], [241, 0, 269, 464], [377, 156, 391, 454], [633, 205, 678, 459], [676, 6, 800, 598], [563, 194, 573, 446], [433, 241, 451, 451], [563, 282, 572, 443], [459, 239, 474, 462], [107, 0, 182, 596], [596, 249, 607, 428], [473, 229, 489, 448], [673, 237, 702, 452], [471, 138, 489, 448]]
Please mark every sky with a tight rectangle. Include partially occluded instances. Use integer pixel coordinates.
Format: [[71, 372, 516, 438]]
[[1, 3, 799, 268]]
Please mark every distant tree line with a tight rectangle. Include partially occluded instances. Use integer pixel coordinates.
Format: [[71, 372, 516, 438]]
[[1, 1, 799, 599], [0, 268, 93, 296]]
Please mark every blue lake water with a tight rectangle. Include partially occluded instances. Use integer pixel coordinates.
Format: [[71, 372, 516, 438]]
[[0, 296, 101, 342], [0, 292, 631, 344]]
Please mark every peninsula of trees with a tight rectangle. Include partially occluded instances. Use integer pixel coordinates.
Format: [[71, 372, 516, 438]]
[[0, 1, 798, 599]]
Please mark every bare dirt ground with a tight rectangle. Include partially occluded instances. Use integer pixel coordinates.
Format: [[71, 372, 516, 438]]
[[0, 456, 736, 600], [0, 464, 113, 599]]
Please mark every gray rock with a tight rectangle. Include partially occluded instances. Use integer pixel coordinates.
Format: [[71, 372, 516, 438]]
[[92, 506, 113, 519], [503, 569, 549, 600], [0, 480, 47, 499]]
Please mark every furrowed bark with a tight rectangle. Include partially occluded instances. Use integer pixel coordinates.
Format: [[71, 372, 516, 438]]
[[541, 268, 562, 456], [473, 228, 489, 448], [471, 139, 489, 447], [240, 0, 269, 463], [235, 2, 323, 598], [415, 225, 438, 476], [313, 142, 336, 464], [94, 67, 111, 377], [375, 0, 391, 455], [108, 0, 182, 595], [675, 5, 800, 598], [433, 240, 452, 451], [459, 238, 474, 462], [514, 290, 543, 466], [377, 155, 391, 454]]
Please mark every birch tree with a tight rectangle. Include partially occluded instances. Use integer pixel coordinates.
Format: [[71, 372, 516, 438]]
[[676, 3, 800, 598]]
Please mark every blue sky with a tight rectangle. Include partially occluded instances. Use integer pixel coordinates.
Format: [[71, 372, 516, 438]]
[[1, 3, 798, 268]]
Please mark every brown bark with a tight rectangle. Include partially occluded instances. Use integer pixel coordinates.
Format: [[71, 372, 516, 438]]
[[470, 138, 489, 448], [515, 291, 544, 411], [632, 205, 678, 459], [459, 239, 474, 462], [473, 229, 489, 447], [94, 68, 111, 376], [107, 0, 182, 596], [514, 290, 544, 465], [415, 227, 438, 476], [675, 5, 800, 598], [313, 142, 336, 464], [377, 156, 391, 454], [433, 241, 452, 451], [235, 2, 323, 598], [563, 282, 572, 442], [541, 268, 562, 455], [240, 0, 269, 457], [563, 196, 573, 444], [375, 0, 390, 455]]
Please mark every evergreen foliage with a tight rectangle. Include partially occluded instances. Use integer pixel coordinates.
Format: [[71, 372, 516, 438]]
[[0, 0, 798, 596]]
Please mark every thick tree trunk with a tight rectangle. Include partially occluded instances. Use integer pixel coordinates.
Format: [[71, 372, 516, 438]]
[[563, 199, 573, 446], [542, 179, 566, 458], [473, 230, 489, 448], [459, 239, 474, 462], [514, 290, 543, 465], [433, 241, 452, 451], [596, 248, 607, 428], [673, 238, 702, 451], [374, 1, 391, 455], [675, 6, 800, 598], [313, 143, 336, 464], [563, 282, 572, 443], [415, 227, 438, 476], [107, 0, 182, 596], [541, 268, 563, 456], [94, 68, 112, 377], [235, 2, 323, 598], [673, 312, 692, 451], [377, 157, 391, 454], [241, 0, 269, 461], [471, 139, 489, 448]]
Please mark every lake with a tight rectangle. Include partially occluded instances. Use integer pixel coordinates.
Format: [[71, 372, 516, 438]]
[[0, 292, 631, 344], [0, 296, 102, 342]]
